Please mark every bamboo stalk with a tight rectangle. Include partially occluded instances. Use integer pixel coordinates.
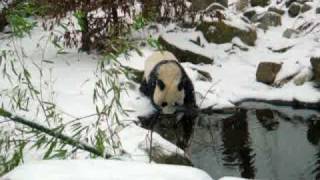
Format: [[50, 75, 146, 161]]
[[0, 108, 111, 158]]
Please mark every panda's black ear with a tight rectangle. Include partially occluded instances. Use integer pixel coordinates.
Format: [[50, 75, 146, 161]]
[[178, 81, 184, 91], [157, 79, 165, 91]]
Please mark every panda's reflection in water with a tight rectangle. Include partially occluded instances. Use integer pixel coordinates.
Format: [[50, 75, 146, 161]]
[[138, 110, 198, 151]]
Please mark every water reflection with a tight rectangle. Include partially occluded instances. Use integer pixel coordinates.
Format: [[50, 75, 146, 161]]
[[221, 109, 256, 178], [138, 104, 320, 180], [139, 112, 196, 150], [256, 109, 279, 131], [307, 117, 320, 179]]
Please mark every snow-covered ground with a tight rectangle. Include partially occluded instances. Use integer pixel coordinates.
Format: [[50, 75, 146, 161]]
[[1, 160, 213, 180], [1, 0, 320, 179]]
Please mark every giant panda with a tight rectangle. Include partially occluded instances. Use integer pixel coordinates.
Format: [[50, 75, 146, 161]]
[[140, 51, 197, 114]]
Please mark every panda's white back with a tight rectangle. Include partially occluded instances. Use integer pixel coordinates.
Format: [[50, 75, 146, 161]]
[[144, 51, 178, 81]]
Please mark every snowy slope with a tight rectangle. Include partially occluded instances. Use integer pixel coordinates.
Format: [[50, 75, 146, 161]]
[[1, 160, 213, 180]]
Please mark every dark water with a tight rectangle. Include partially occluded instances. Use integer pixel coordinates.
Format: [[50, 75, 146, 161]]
[[140, 103, 320, 180]]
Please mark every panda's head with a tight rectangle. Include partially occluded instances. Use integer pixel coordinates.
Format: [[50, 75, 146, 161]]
[[152, 61, 186, 114]]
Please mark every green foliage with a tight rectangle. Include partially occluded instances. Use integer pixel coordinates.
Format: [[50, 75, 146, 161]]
[[5, 1, 43, 37], [73, 10, 87, 32]]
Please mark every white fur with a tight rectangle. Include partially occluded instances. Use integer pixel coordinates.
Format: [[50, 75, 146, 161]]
[[144, 51, 178, 81], [143, 51, 184, 114]]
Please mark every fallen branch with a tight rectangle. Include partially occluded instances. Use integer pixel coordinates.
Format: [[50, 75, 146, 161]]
[[0, 108, 111, 158]]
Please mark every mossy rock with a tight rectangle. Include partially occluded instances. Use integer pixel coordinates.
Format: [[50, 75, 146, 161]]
[[196, 21, 257, 46], [243, 10, 257, 21], [0, 12, 8, 32], [288, 2, 301, 17], [254, 12, 282, 29], [251, 0, 270, 7], [158, 36, 214, 64], [301, 4, 312, 13], [310, 57, 320, 82], [268, 7, 285, 15]]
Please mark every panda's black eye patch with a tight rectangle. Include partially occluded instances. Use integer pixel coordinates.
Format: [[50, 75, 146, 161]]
[[178, 81, 184, 91], [157, 80, 165, 90], [161, 102, 168, 107]]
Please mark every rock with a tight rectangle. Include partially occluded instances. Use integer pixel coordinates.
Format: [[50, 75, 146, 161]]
[[256, 62, 282, 85], [268, 7, 285, 15], [282, 28, 300, 38], [206, 3, 226, 12], [310, 57, 320, 82], [196, 21, 257, 46], [236, 0, 249, 12], [149, 146, 193, 166], [285, 0, 297, 7], [0, 12, 8, 32], [316, 7, 320, 14], [301, 4, 312, 13], [158, 36, 214, 64], [193, 68, 213, 82], [243, 10, 257, 21], [288, 3, 301, 18], [190, 0, 228, 11], [293, 68, 313, 86], [254, 12, 282, 28], [251, 0, 270, 7]]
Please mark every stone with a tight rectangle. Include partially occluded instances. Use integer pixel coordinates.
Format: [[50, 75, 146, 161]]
[[255, 12, 282, 28], [268, 7, 285, 15], [251, 0, 270, 7], [0, 12, 8, 32], [316, 7, 320, 14], [288, 3, 301, 18], [190, 0, 228, 11], [282, 28, 300, 38], [243, 10, 257, 21], [310, 57, 320, 82], [196, 21, 257, 46], [285, 0, 297, 8], [301, 4, 312, 13], [256, 62, 282, 84], [236, 0, 249, 12], [158, 36, 214, 64]]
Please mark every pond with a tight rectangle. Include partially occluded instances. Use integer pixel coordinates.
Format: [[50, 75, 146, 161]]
[[140, 102, 320, 180]]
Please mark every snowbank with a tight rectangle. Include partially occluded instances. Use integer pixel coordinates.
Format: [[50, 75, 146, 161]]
[[1, 160, 213, 180]]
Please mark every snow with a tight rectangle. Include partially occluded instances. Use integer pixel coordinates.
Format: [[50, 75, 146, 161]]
[[1, 160, 213, 180]]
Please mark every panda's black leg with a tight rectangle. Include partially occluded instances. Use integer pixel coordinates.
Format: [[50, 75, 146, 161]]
[[139, 78, 149, 96], [183, 77, 197, 109]]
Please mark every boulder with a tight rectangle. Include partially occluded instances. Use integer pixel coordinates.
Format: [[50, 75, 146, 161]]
[[285, 0, 297, 7], [0, 12, 8, 32], [268, 7, 285, 15], [251, 0, 270, 7], [288, 3, 301, 18], [310, 57, 320, 82], [256, 62, 282, 85], [243, 10, 257, 21], [301, 4, 312, 13], [190, 0, 228, 11], [316, 7, 320, 14], [158, 36, 214, 64], [196, 21, 257, 46], [282, 28, 300, 38], [254, 12, 282, 28]]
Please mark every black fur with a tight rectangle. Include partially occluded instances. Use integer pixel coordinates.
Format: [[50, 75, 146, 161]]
[[139, 60, 197, 111]]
